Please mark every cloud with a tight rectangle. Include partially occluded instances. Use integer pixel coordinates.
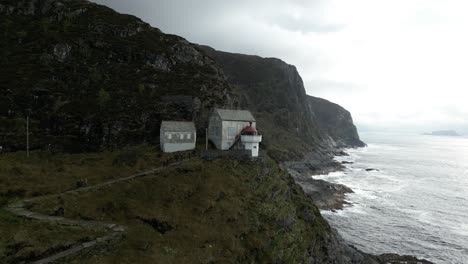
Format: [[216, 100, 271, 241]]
[[91, 0, 468, 133]]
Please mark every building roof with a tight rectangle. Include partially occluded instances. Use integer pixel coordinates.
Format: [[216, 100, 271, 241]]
[[160, 121, 196, 132], [242, 125, 258, 134], [215, 109, 256, 122]]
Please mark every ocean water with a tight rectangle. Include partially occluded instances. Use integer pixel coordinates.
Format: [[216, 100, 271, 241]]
[[318, 132, 468, 264]]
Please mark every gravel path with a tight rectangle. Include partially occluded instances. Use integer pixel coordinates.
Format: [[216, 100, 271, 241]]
[[4, 159, 191, 264]]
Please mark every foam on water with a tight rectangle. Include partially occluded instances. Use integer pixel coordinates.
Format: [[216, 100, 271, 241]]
[[320, 132, 468, 264]]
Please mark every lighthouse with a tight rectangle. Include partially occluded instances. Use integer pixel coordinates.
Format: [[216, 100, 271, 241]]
[[240, 122, 262, 157]]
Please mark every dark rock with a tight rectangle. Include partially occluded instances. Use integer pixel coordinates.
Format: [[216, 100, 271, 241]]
[[53, 43, 72, 62], [76, 179, 88, 188], [53, 207, 64, 216], [136, 216, 174, 234], [341, 161, 354, 164], [216, 191, 226, 201], [366, 168, 380, 172], [376, 253, 433, 264], [300, 177, 353, 211]]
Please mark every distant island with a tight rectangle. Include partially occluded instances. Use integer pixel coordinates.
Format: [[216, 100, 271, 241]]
[[422, 130, 461, 136]]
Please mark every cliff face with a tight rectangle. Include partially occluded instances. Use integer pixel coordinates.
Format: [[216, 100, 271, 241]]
[[199, 46, 364, 161], [308, 96, 365, 148], [0, 0, 232, 152]]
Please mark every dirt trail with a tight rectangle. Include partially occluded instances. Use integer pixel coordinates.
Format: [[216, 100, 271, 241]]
[[4, 160, 191, 264]]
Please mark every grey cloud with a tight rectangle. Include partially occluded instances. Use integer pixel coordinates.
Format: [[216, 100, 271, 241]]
[[92, 0, 340, 35], [305, 80, 366, 94], [266, 15, 343, 34], [90, 0, 468, 133]]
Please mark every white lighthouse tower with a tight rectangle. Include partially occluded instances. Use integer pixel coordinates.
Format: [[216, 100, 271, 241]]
[[240, 122, 262, 157]]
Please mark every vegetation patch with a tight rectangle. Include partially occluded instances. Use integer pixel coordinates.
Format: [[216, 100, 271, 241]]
[[0, 209, 105, 264], [0, 145, 191, 201], [30, 157, 330, 263]]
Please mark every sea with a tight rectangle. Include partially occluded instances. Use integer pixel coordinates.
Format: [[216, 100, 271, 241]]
[[317, 132, 468, 264]]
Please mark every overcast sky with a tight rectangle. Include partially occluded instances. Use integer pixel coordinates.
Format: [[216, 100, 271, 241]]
[[93, 0, 467, 133]]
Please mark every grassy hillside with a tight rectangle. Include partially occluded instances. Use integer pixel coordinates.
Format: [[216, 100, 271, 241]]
[[0, 145, 192, 204], [0, 147, 362, 263], [0, 146, 190, 263], [29, 157, 334, 263], [0, 209, 105, 263]]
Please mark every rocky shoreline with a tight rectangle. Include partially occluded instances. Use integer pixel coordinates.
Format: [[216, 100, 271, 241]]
[[285, 149, 435, 264], [285, 150, 353, 211], [283, 150, 432, 264]]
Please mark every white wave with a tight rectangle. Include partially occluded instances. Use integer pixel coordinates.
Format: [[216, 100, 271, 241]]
[[457, 224, 468, 237], [351, 189, 379, 200]]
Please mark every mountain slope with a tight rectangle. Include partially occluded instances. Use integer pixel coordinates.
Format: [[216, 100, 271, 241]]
[[0, 0, 232, 152]]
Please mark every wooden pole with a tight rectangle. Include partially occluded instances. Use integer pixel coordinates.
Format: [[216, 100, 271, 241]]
[[205, 128, 208, 150], [26, 115, 29, 157]]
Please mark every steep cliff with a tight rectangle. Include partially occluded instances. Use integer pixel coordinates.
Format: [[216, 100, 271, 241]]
[[308, 96, 365, 148], [199, 46, 364, 161], [0, 0, 232, 152]]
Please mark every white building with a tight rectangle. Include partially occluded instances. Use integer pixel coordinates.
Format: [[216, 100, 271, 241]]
[[240, 125, 262, 157], [208, 109, 262, 156], [160, 121, 196, 153]]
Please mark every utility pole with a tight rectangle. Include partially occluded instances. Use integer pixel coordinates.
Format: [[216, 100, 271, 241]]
[[205, 128, 208, 150], [26, 115, 30, 157]]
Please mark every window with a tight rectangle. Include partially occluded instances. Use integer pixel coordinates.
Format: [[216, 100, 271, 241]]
[[180, 134, 184, 140], [187, 133, 191, 140], [167, 133, 172, 139], [253, 146, 257, 149], [228, 127, 236, 139]]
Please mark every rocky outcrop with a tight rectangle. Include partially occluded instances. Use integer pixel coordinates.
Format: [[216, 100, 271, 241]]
[[0, 0, 232, 152], [308, 96, 365, 148], [199, 45, 364, 162]]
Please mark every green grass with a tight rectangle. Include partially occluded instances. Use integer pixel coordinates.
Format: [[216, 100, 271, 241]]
[[0, 146, 195, 263], [0, 209, 105, 263], [30, 157, 330, 263], [0, 145, 194, 202], [0, 146, 331, 263]]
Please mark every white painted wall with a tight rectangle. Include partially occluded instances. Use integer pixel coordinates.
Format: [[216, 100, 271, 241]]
[[208, 112, 257, 150], [162, 142, 196, 153], [241, 135, 262, 157], [208, 114, 223, 149], [160, 130, 196, 153]]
